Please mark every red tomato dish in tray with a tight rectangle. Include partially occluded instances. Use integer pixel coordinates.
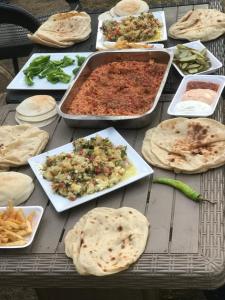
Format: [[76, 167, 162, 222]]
[[65, 60, 167, 116]]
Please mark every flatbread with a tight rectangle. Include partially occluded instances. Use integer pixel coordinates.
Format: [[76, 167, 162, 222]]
[[112, 0, 149, 17], [65, 207, 149, 276], [28, 11, 91, 48], [16, 95, 56, 117], [169, 9, 225, 42], [28, 33, 74, 48], [0, 124, 49, 170], [36, 30, 90, 45], [0, 172, 34, 206], [142, 129, 171, 170], [142, 118, 225, 174], [16, 107, 57, 122], [65, 212, 91, 275], [15, 115, 57, 128]]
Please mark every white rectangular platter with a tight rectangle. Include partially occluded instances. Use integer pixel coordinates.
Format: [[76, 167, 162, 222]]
[[96, 11, 167, 50], [0, 206, 43, 249], [29, 127, 153, 213], [7, 52, 91, 90]]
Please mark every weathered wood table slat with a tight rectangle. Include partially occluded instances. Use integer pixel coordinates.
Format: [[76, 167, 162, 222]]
[[1, 94, 225, 289]]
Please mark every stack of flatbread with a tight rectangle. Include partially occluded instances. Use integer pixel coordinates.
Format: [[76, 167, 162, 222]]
[[169, 9, 225, 42], [142, 118, 225, 174], [98, 0, 149, 21], [0, 172, 34, 206], [16, 95, 57, 127], [0, 124, 49, 171], [111, 0, 149, 17], [65, 207, 149, 276], [28, 11, 91, 48]]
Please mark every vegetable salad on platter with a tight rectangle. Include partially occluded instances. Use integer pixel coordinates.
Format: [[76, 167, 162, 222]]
[[102, 13, 162, 43], [42, 136, 133, 201]]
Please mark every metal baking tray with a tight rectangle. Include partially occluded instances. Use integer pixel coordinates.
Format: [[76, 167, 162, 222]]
[[58, 50, 173, 128]]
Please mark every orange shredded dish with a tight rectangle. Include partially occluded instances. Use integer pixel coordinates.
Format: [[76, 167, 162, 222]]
[[66, 60, 167, 116]]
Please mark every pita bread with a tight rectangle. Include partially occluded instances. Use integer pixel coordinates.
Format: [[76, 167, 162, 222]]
[[112, 0, 149, 17], [28, 33, 74, 48], [65, 207, 149, 276], [15, 115, 57, 128], [169, 9, 225, 42], [142, 118, 225, 174], [36, 30, 90, 45], [142, 129, 171, 170], [28, 11, 91, 48], [16, 95, 56, 117], [0, 172, 34, 206], [0, 124, 49, 170], [16, 107, 57, 122]]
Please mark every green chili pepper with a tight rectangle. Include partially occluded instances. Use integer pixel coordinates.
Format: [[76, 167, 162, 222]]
[[73, 66, 80, 75], [153, 177, 215, 204], [76, 55, 86, 67], [23, 55, 74, 86]]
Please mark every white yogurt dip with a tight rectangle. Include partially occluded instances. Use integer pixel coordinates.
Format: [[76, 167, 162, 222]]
[[174, 100, 212, 115]]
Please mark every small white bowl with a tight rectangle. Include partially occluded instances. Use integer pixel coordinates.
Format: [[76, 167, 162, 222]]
[[0, 206, 43, 249], [167, 75, 225, 117], [168, 41, 222, 77]]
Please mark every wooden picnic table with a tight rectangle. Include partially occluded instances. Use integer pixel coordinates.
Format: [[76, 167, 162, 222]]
[[2, 0, 225, 295]]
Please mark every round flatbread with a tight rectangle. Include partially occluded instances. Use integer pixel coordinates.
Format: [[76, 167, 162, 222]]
[[28, 33, 74, 48], [16, 95, 56, 117], [112, 0, 149, 17], [65, 207, 149, 276], [0, 172, 34, 206], [15, 114, 57, 128], [142, 118, 225, 174], [0, 124, 49, 170], [169, 9, 225, 42], [142, 128, 171, 170], [28, 11, 91, 47], [16, 107, 57, 122]]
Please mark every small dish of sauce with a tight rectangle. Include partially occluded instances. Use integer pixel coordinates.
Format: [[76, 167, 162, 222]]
[[168, 75, 225, 117], [182, 88, 217, 105]]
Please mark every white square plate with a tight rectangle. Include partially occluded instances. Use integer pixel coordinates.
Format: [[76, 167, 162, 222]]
[[96, 11, 167, 50], [7, 52, 91, 90], [168, 41, 222, 77], [0, 206, 43, 249], [167, 75, 225, 117], [28, 127, 153, 212]]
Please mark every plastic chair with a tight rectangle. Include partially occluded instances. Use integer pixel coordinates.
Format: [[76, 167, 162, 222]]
[[0, 3, 40, 73]]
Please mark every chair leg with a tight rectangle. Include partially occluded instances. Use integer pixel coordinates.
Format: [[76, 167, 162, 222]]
[[12, 58, 19, 74]]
